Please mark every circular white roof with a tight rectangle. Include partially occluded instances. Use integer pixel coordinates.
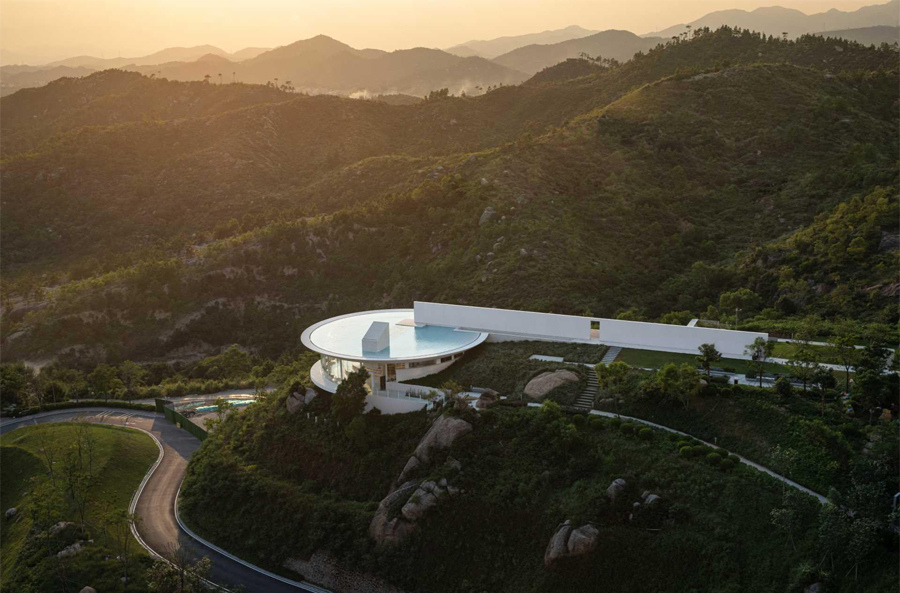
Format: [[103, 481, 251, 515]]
[[301, 309, 488, 362]]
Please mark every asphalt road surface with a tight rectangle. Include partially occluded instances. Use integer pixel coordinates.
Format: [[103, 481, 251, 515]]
[[1, 409, 319, 593]]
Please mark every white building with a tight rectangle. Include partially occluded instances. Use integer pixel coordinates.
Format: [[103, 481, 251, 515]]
[[302, 302, 768, 414]]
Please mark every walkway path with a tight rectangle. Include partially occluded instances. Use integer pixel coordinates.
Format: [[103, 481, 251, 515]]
[[574, 372, 599, 410], [600, 346, 621, 364], [0, 409, 326, 593], [525, 403, 828, 504]]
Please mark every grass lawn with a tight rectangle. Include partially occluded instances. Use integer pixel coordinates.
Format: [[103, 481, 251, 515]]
[[613, 348, 791, 375], [413, 342, 607, 403], [0, 423, 159, 587]]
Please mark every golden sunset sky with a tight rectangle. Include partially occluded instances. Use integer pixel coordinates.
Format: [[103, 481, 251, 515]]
[[0, 0, 882, 62]]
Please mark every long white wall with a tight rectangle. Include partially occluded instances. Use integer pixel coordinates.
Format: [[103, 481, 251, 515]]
[[596, 318, 765, 359], [414, 301, 590, 340], [414, 302, 767, 360]]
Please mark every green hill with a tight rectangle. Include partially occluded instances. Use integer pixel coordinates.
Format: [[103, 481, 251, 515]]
[[0, 28, 897, 363]]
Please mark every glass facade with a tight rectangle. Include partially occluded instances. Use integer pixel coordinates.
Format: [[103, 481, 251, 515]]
[[320, 355, 362, 384]]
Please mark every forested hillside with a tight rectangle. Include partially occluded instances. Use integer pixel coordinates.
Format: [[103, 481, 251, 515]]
[[1, 27, 897, 365]]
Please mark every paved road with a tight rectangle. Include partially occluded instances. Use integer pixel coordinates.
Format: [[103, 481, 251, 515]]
[[0, 409, 316, 593]]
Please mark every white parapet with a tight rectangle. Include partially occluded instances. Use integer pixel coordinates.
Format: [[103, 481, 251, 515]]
[[414, 301, 590, 340], [413, 301, 767, 360], [596, 318, 766, 360]]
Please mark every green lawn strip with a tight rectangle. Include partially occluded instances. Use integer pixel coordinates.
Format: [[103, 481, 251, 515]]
[[616, 348, 791, 375], [413, 342, 606, 400], [0, 423, 159, 589]]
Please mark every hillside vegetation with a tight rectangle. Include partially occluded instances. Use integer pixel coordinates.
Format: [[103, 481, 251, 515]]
[[0, 27, 897, 366], [180, 388, 898, 593]]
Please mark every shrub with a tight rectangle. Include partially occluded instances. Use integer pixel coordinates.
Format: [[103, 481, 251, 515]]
[[13, 400, 155, 417], [722, 366, 737, 373], [679, 446, 693, 458], [713, 448, 729, 458], [590, 417, 606, 430], [572, 414, 586, 427], [706, 452, 721, 466], [719, 459, 736, 471], [639, 427, 653, 440], [620, 422, 635, 434], [728, 454, 740, 464], [774, 376, 793, 397], [609, 417, 622, 429]]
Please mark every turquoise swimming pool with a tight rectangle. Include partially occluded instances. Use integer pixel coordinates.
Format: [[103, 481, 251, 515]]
[[307, 310, 483, 360]]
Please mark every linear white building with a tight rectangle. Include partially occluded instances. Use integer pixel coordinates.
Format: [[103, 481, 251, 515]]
[[302, 302, 768, 413]]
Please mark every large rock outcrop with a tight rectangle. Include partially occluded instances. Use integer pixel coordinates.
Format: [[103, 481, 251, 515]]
[[544, 521, 599, 567], [413, 415, 473, 464], [524, 370, 580, 399], [368, 481, 420, 546], [607, 478, 627, 502], [369, 478, 461, 546]]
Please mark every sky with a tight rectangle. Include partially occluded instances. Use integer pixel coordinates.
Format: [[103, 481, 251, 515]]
[[0, 0, 883, 63]]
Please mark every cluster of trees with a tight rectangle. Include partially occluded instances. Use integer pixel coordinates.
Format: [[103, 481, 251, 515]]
[[0, 345, 313, 411]]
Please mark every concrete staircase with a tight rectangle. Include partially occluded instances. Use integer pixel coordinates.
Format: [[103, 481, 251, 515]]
[[600, 346, 621, 364], [574, 369, 599, 410]]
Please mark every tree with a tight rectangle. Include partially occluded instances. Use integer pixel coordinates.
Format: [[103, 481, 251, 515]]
[[774, 376, 794, 398], [441, 380, 472, 413], [595, 361, 630, 415], [811, 366, 836, 416], [0, 362, 35, 408], [770, 445, 799, 496], [787, 318, 820, 390], [745, 337, 775, 388], [36, 427, 59, 486], [828, 320, 859, 392], [696, 343, 721, 377], [108, 510, 139, 584], [853, 370, 885, 422], [654, 363, 700, 408], [118, 360, 148, 393], [332, 368, 369, 424], [147, 542, 213, 592], [675, 363, 701, 408], [203, 74, 211, 83], [88, 364, 123, 399], [217, 72, 222, 85], [29, 476, 65, 557], [719, 288, 761, 324]]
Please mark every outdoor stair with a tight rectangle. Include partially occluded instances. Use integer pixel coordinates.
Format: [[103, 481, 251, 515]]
[[574, 370, 599, 410], [600, 346, 621, 364]]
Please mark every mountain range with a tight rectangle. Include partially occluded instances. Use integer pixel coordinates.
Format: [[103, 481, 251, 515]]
[[445, 25, 598, 58], [645, 0, 899, 38], [1, 2, 897, 98], [1, 27, 896, 363]]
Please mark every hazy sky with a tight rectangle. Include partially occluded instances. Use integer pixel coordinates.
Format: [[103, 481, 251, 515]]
[[0, 0, 883, 62]]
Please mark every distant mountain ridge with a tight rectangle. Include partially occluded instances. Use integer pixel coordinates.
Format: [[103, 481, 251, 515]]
[[645, 0, 899, 38], [446, 25, 598, 58], [42, 45, 272, 69], [492, 30, 664, 74]]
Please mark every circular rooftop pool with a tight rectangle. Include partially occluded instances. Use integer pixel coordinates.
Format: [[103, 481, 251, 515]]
[[301, 309, 488, 362]]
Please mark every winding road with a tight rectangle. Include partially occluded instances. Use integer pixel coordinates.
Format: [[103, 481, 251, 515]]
[[0, 409, 325, 593]]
